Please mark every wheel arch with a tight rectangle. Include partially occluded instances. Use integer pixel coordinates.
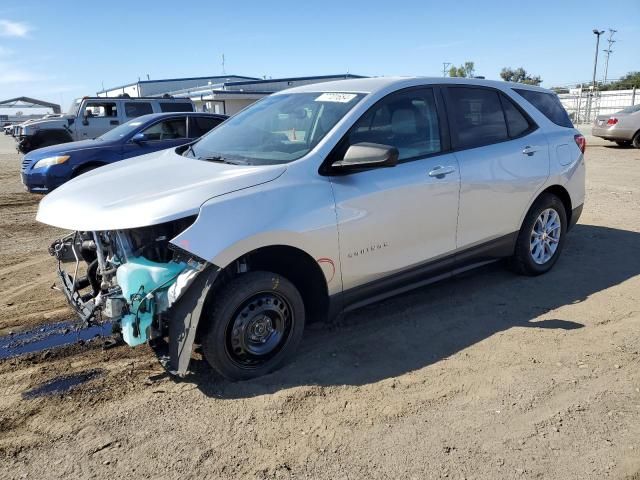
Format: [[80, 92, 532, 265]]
[[540, 184, 572, 224], [71, 161, 107, 178], [198, 244, 330, 339], [517, 184, 574, 236]]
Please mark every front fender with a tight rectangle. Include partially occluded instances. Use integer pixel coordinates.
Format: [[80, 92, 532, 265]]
[[170, 174, 342, 295]]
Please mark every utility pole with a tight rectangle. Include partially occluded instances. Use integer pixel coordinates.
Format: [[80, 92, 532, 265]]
[[221, 54, 226, 75], [602, 29, 617, 85], [587, 29, 605, 123], [591, 29, 604, 89], [442, 62, 451, 77]]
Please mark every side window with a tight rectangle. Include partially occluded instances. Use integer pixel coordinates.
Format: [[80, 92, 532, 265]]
[[189, 116, 224, 138], [447, 87, 508, 149], [346, 88, 441, 161], [125, 102, 153, 118], [500, 95, 534, 138], [160, 102, 194, 113], [84, 102, 118, 118], [513, 89, 573, 128], [141, 119, 187, 141]]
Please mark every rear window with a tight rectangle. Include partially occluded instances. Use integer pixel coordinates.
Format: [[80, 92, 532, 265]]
[[620, 104, 640, 114], [514, 89, 573, 128], [160, 102, 194, 113], [125, 102, 153, 118]]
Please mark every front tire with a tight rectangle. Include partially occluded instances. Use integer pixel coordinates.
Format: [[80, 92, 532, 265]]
[[202, 271, 305, 381], [632, 132, 640, 149], [510, 193, 567, 276]]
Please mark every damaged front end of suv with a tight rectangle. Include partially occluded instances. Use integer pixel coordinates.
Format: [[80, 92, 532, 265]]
[[48, 217, 219, 375]]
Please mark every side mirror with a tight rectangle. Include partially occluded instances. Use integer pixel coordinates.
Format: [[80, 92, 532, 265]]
[[82, 112, 89, 126], [131, 132, 147, 143], [331, 143, 399, 171]]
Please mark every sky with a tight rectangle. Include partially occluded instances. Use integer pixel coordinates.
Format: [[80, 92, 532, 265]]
[[0, 0, 638, 113]]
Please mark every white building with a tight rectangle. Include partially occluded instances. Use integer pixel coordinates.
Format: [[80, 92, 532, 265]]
[[98, 74, 365, 116]]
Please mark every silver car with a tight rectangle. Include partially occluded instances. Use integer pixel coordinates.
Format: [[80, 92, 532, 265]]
[[592, 103, 640, 148], [37, 77, 586, 381]]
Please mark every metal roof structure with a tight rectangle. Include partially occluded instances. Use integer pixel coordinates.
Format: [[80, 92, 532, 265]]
[[96, 75, 260, 95], [0, 97, 62, 113]]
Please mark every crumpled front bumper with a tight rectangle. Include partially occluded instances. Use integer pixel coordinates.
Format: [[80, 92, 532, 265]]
[[49, 232, 220, 376]]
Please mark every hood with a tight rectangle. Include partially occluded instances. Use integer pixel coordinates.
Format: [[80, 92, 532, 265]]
[[36, 148, 286, 231], [28, 115, 73, 126], [25, 139, 112, 160]]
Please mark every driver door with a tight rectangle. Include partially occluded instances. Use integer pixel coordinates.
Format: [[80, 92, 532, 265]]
[[329, 87, 461, 294], [121, 118, 188, 159], [80, 101, 122, 139]]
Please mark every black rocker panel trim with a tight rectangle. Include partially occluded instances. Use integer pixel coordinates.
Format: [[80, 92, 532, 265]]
[[328, 231, 518, 319]]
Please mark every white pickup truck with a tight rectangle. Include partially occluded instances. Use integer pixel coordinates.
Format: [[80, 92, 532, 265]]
[[15, 96, 194, 153]]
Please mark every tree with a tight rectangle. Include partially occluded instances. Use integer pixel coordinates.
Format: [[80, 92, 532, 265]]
[[575, 72, 640, 91], [449, 61, 475, 78], [600, 71, 640, 90], [500, 67, 542, 86]]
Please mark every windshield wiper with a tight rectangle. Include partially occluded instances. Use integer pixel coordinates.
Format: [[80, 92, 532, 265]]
[[199, 154, 249, 165]]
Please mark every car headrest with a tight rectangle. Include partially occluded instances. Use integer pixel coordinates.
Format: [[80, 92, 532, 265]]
[[391, 108, 417, 136]]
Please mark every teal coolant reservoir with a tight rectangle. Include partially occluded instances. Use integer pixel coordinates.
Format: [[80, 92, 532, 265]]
[[116, 257, 186, 347]]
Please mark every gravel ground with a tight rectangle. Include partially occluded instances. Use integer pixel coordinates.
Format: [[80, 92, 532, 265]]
[[0, 134, 638, 479]]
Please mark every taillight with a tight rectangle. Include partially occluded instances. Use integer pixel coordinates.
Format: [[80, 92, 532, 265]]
[[574, 134, 586, 154], [607, 117, 618, 126]]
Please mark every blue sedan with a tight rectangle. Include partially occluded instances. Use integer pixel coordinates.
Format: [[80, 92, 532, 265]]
[[20, 112, 227, 193]]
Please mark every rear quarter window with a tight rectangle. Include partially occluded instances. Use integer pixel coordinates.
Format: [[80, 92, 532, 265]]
[[514, 89, 573, 128], [160, 102, 194, 113]]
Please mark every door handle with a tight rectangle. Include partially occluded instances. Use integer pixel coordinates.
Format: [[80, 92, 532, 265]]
[[110, 120, 119, 126], [428, 165, 456, 178], [522, 146, 538, 156]]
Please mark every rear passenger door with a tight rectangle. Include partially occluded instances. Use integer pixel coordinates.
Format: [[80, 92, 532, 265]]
[[187, 116, 225, 139], [124, 102, 153, 119], [445, 86, 549, 250]]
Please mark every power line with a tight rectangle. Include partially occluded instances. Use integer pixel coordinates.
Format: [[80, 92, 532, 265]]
[[442, 62, 451, 77]]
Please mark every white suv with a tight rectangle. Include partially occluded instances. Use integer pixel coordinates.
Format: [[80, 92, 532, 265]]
[[15, 96, 194, 153], [37, 77, 585, 381]]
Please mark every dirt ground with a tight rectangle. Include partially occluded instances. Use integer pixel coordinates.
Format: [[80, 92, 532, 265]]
[[0, 133, 638, 480]]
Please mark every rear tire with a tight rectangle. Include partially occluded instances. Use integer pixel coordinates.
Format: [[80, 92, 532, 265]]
[[632, 132, 640, 149], [510, 193, 567, 276], [202, 271, 305, 381]]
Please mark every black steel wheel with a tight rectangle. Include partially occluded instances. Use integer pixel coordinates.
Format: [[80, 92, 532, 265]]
[[202, 271, 305, 381]]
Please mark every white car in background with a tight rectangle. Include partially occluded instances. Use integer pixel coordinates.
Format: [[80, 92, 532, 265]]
[[38, 77, 585, 381]]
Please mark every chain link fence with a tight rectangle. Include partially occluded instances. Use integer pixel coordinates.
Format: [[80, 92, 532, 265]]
[[558, 88, 637, 125]]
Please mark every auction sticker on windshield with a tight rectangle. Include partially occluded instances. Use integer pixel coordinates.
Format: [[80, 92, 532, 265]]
[[315, 93, 358, 103]]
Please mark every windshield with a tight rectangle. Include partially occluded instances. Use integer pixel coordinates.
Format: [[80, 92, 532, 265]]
[[67, 98, 82, 116], [618, 104, 640, 114], [98, 118, 146, 141], [187, 92, 365, 165]]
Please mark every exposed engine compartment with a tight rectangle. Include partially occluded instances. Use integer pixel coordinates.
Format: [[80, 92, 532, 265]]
[[49, 215, 204, 348]]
